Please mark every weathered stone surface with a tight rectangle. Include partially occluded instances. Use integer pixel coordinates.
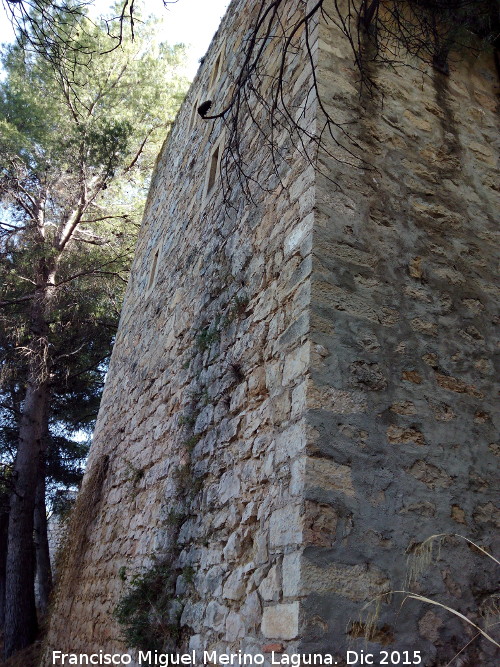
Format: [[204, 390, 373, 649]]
[[240, 591, 261, 631], [284, 213, 314, 256], [402, 370, 423, 384], [307, 384, 367, 414], [44, 0, 499, 664], [302, 561, 390, 601], [261, 603, 299, 640], [386, 425, 426, 446], [282, 551, 302, 598], [305, 457, 355, 497], [407, 461, 453, 489], [204, 601, 228, 632], [282, 343, 309, 386], [274, 422, 306, 464], [418, 611, 443, 643], [222, 567, 248, 601], [225, 611, 245, 640], [303, 501, 338, 546], [269, 505, 302, 547], [258, 565, 279, 601]]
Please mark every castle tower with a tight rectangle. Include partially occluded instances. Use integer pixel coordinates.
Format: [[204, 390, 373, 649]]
[[45, 1, 499, 665]]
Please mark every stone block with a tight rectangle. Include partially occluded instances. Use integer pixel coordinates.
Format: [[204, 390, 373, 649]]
[[284, 212, 314, 256], [222, 567, 247, 600], [258, 564, 280, 601], [305, 457, 355, 497], [406, 461, 453, 489], [289, 457, 305, 496], [276, 312, 309, 351], [218, 470, 241, 504], [303, 501, 338, 546], [269, 504, 302, 547], [386, 425, 425, 446], [254, 530, 269, 565], [291, 380, 308, 419], [274, 422, 306, 464], [282, 551, 301, 598], [240, 591, 262, 631], [302, 561, 390, 601], [261, 602, 299, 640], [435, 373, 483, 398], [282, 342, 310, 386], [225, 611, 245, 640], [307, 384, 367, 414]]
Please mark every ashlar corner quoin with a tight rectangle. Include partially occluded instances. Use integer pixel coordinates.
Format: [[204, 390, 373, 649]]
[[45, 1, 499, 665]]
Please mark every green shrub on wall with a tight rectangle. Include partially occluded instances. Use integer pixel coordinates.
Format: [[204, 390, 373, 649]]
[[114, 561, 181, 652]]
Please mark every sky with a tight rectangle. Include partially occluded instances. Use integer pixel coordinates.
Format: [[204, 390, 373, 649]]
[[0, 0, 231, 79]]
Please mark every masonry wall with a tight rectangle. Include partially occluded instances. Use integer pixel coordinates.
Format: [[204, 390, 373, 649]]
[[299, 2, 499, 664], [45, 1, 499, 665], [45, 0, 317, 660]]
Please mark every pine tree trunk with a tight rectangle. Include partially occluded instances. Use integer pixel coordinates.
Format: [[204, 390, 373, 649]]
[[0, 494, 8, 629], [4, 274, 52, 658], [34, 460, 53, 615], [4, 377, 49, 657]]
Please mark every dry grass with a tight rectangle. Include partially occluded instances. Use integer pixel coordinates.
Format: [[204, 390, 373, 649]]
[[406, 533, 499, 589], [354, 533, 500, 663], [43, 452, 110, 658], [0, 632, 42, 667], [54, 454, 109, 594]]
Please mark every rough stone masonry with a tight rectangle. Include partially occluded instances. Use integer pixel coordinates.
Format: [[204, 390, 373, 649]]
[[44, 1, 499, 665]]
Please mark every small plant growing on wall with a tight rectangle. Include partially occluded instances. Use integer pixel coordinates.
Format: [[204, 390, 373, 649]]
[[123, 458, 145, 487], [114, 560, 181, 652], [195, 326, 219, 352]]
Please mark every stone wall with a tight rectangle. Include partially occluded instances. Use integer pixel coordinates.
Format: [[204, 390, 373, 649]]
[[45, 0, 317, 659], [301, 2, 499, 663], [44, 1, 499, 665]]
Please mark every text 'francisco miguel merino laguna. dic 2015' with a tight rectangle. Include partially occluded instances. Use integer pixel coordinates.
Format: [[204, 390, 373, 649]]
[[51, 651, 340, 665]]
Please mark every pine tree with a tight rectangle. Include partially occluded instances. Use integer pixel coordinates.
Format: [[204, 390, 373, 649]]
[[0, 3, 188, 655]]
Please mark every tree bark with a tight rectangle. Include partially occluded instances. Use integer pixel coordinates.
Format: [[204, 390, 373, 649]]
[[34, 460, 53, 616], [0, 494, 8, 629], [4, 377, 49, 657], [4, 276, 51, 658]]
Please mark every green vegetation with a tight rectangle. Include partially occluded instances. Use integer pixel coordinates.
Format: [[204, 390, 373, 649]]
[[165, 509, 186, 528], [182, 565, 195, 585], [195, 326, 220, 352], [193, 293, 249, 354], [0, 1, 188, 655], [114, 560, 180, 652], [183, 434, 202, 452], [179, 414, 197, 427], [124, 460, 145, 487]]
